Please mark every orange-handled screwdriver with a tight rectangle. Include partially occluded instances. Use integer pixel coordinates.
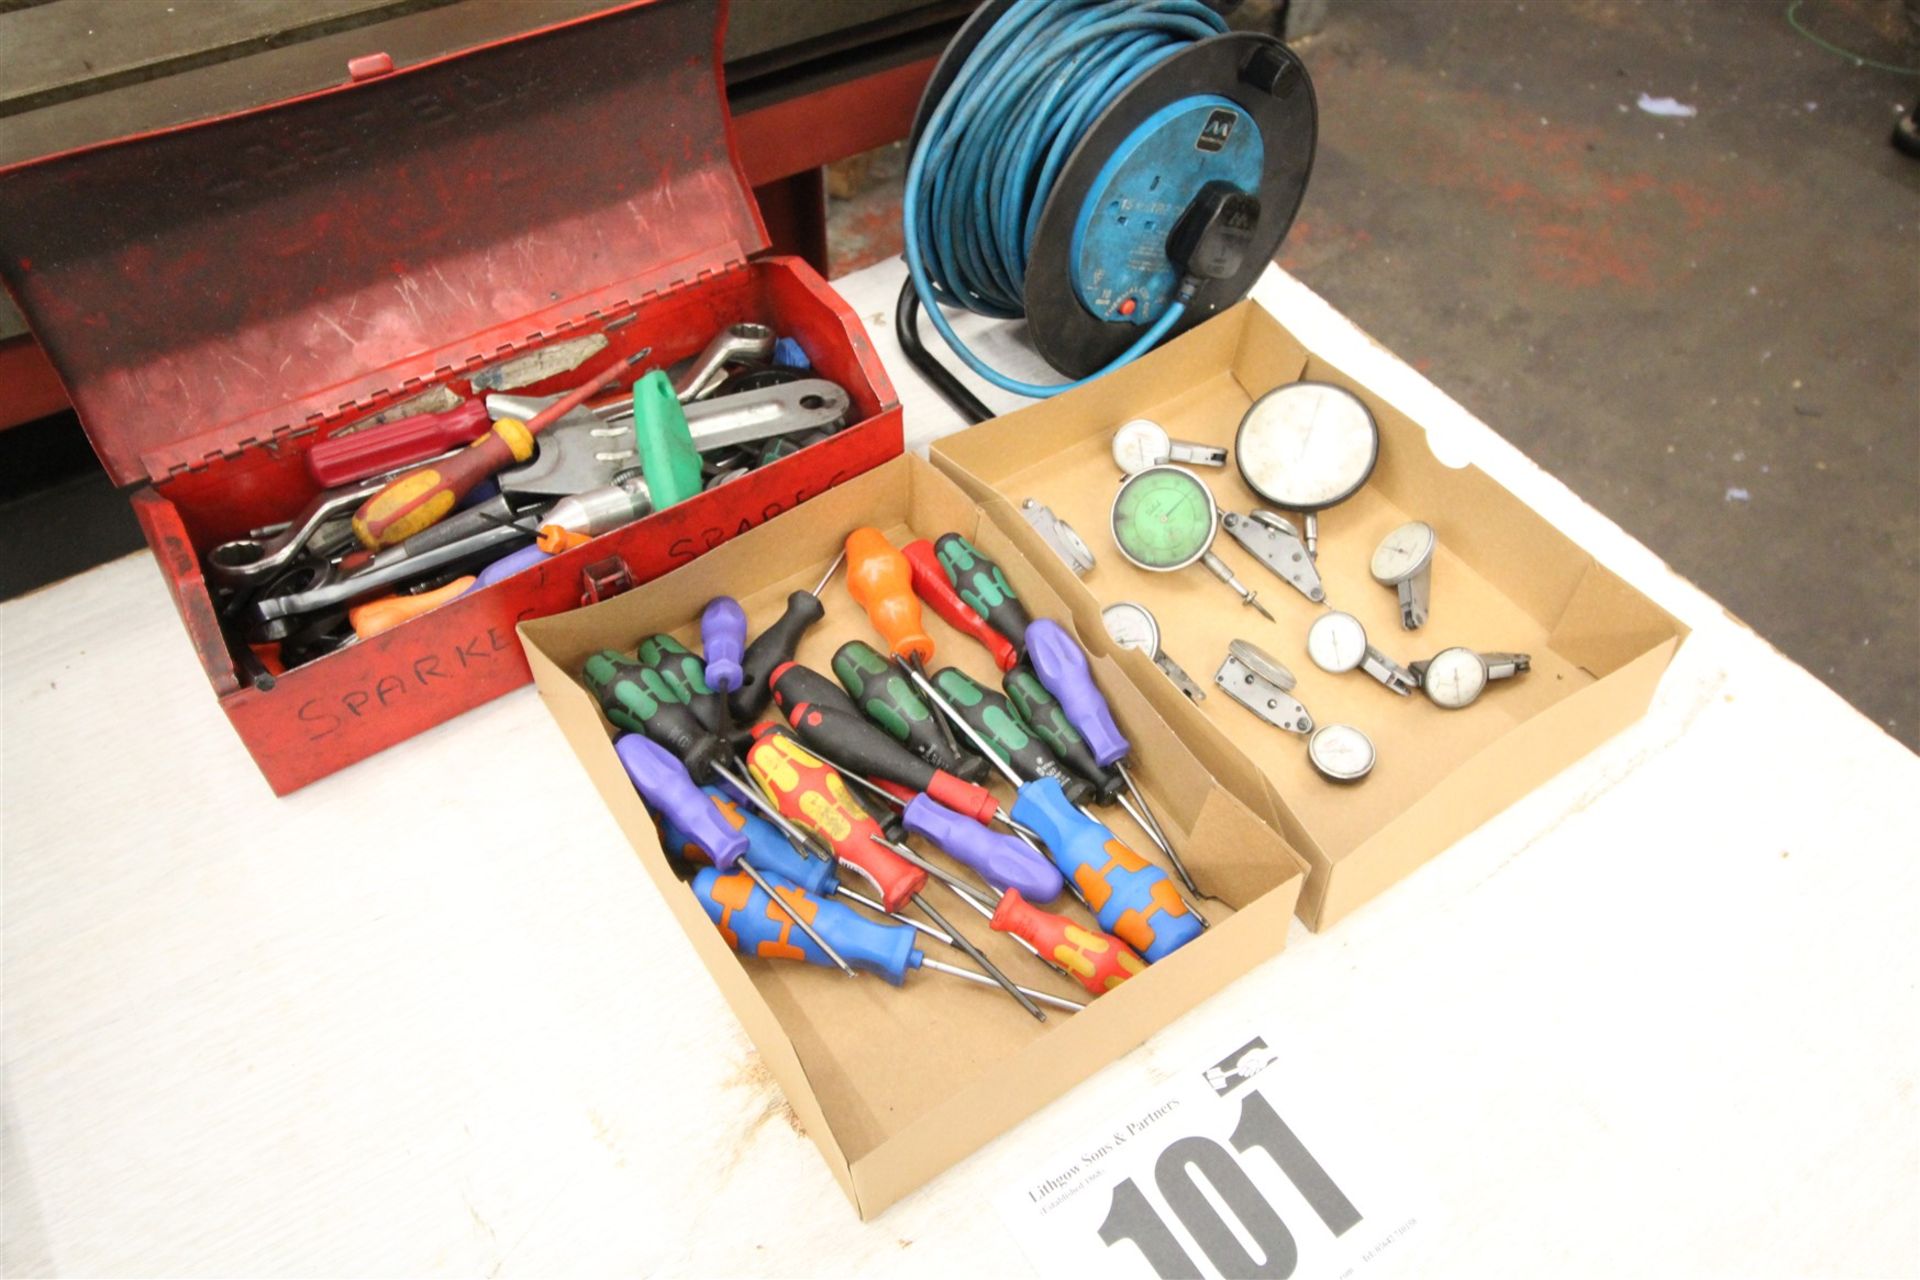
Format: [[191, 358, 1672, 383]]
[[347, 575, 475, 640], [351, 350, 648, 550], [845, 528, 933, 664], [844, 527, 967, 763]]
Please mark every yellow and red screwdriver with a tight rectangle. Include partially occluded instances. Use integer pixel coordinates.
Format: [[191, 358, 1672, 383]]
[[769, 729, 1149, 999], [744, 725, 1050, 1021], [352, 349, 649, 550]]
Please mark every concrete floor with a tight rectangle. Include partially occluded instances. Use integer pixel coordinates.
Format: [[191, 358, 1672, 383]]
[[1275, 0, 1920, 748], [831, 0, 1920, 750]]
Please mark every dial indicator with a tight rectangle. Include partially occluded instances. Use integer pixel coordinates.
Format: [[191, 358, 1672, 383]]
[[1109, 466, 1274, 620], [1110, 467, 1218, 571], [1308, 723, 1376, 782]]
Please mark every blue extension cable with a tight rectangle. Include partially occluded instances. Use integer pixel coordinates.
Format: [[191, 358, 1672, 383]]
[[902, 0, 1229, 399]]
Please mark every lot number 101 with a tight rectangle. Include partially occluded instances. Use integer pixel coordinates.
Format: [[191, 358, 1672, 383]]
[[1096, 1091, 1362, 1279]]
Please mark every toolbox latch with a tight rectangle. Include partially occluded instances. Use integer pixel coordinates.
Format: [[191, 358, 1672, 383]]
[[347, 53, 394, 82], [580, 556, 635, 606]]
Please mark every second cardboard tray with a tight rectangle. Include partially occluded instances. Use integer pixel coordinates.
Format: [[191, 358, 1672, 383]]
[[934, 301, 1686, 930]]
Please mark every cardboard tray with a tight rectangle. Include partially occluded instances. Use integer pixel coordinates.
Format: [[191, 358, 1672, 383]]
[[932, 300, 1687, 930], [0, 0, 903, 793], [520, 454, 1309, 1218]]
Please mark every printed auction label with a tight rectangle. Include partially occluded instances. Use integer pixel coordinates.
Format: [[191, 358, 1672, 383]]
[[993, 1034, 1429, 1279]]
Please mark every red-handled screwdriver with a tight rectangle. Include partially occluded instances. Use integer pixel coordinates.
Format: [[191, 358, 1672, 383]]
[[771, 672, 1005, 825], [309, 400, 492, 487], [992, 889, 1146, 996], [903, 538, 1019, 671], [858, 826, 1136, 998]]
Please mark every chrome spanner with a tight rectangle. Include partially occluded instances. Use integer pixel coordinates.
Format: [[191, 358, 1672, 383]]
[[486, 378, 850, 456], [250, 516, 532, 629], [674, 322, 775, 402], [206, 478, 387, 586], [206, 449, 467, 586]]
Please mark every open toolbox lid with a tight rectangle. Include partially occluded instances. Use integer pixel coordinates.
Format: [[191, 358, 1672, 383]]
[[0, 0, 767, 487]]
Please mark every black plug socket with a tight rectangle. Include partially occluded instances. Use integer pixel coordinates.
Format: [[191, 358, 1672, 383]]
[[1167, 180, 1263, 284]]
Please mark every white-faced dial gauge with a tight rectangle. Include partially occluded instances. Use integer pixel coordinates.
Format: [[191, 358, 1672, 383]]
[[1305, 611, 1418, 696], [1234, 382, 1381, 558], [1102, 601, 1205, 702], [1110, 466, 1274, 620], [1370, 520, 1436, 629], [1410, 646, 1532, 709], [1111, 419, 1228, 476], [1308, 723, 1376, 783]]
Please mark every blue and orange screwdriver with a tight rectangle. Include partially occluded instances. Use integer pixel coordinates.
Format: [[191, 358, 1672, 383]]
[[690, 869, 1083, 1014], [613, 732, 855, 976], [653, 782, 956, 948], [905, 667, 1204, 964], [1024, 617, 1193, 893]]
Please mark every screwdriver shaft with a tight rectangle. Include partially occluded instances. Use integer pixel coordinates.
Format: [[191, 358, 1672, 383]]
[[716, 765, 835, 862], [738, 859, 857, 977], [1116, 763, 1198, 891], [920, 959, 1084, 1014], [837, 887, 955, 945], [904, 654, 963, 761], [811, 549, 847, 598], [888, 845, 1075, 980], [912, 892, 1046, 1021], [873, 835, 997, 914], [906, 666, 1025, 789]]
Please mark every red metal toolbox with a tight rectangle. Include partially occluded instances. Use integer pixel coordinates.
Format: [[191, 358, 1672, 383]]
[[0, 0, 903, 794]]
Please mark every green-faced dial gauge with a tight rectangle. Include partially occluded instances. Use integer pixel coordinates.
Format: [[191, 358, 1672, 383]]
[[1109, 466, 1274, 621]]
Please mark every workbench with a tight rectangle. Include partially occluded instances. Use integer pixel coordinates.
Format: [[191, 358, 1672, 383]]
[[3, 259, 1915, 1276]]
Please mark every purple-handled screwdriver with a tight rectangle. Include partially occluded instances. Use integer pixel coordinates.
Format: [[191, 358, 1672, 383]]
[[902, 793, 1064, 904], [700, 595, 748, 739], [1024, 618, 1198, 897], [614, 733, 857, 976], [701, 597, 748, 696]]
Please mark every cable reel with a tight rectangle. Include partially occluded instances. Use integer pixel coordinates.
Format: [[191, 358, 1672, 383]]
[[898, 0, 1317, 421]]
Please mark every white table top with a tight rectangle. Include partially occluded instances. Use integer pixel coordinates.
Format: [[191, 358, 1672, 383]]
[[4, 259, 1916, 1277]]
